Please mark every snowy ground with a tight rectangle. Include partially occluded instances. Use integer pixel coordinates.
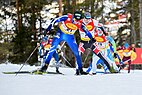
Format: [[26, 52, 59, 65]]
[[0, 63, 142, 95]]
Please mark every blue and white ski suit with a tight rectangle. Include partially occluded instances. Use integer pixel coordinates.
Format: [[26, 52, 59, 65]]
[[38, 38, 60, 67], [44, 13, 93, 70]]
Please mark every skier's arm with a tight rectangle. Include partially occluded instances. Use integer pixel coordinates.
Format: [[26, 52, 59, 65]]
[[107, 36, 124, 65], [107, 36, 117, 53], [94, 20, 108, 36], [81, 23, 93, 40], [38, 43, 43, 57], [98, 26, 108, 36], [46, 15, 68, 32]]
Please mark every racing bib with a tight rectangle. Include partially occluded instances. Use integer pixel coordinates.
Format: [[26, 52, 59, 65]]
[[66, 23, 78, 30]]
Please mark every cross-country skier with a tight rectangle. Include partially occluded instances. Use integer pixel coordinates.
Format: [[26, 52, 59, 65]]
[[108, 36, 124, 68], [38, 36, 49, 66], [86, 35, 122, 74], [117, 42, 136, 73], [33, 11, 94, 75], [38, 36, 62, 73], [78, 12, 117, 75]]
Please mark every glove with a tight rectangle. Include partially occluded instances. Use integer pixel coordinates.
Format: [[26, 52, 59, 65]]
[[120, 64, 125, 69], [113, 53, 118, 58], [120, 61, 124, 65], [91, 38, 96, 43], [43, 30, 49, 36], [46, 24, 52, 32], [98, 27, 108, 36], [40, 55, 43, 58]]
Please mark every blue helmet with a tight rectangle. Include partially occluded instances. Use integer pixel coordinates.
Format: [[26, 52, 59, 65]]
[[42, 36, 48, 41], [97, 28, 103, 36], [124, 42, 129, 48], [84, 12, 91, 19]]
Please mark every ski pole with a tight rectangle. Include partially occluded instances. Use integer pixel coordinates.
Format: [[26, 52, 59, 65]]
[[60, 52, 73, 68], [118, 59, 131, 71], [15, 45, 39, 76], [123, 59, 131, 63], [60, 51, 76, 71], [60, 41, 66, 49]]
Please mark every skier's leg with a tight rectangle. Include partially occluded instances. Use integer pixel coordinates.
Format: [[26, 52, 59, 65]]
[[96, 58, 109, 73], [75, 42, 85, 70], [68, 42, 82, 69], [86, 63, 92, 73], [42, 50, 48, 66], [53, 51, 61, 73], [105, 48, 119, 72], [66, 36, 88, 75], [91, 53, 99, 74], [128, 58, 131, 73]]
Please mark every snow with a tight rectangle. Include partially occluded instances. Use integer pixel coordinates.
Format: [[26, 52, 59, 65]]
[[0, 63, 142, 95]]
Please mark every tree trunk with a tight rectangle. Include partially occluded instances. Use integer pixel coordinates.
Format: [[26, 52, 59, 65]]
[[139, 0, 142, 47], [72, 0, 76, 13], [16, 0, 21, 32], [58, 0, 62, 16], [130, 0, 136, 45]]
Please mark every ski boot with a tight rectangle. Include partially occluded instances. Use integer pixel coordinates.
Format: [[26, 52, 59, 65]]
[[109, 66, 120, 74], [75, 68, 89, 75], [32, 64, 48, 75], [56, 67, 63, 74], [88, 72, 96, 75], [92, 73, 96, 75]]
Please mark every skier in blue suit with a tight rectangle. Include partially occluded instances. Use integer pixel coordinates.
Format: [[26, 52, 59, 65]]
[[33, 11, 94, 75], [38, 36, 61, 73]]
